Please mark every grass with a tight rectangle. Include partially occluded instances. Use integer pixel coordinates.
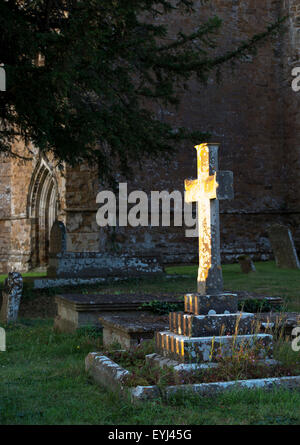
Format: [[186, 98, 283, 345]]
[[0, 320, 300, 425], [166, 261, 300, 312], [0, 261, 299, 424], [0, 271, 46, 285], [2, 261, 299, 313]]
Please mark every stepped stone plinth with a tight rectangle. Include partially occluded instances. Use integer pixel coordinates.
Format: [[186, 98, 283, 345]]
[[153, 291, 273, 364]]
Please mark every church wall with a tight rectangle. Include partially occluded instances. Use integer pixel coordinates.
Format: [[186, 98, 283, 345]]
[[0, 155, 12, 273], [280, 0, 300, 253], [64, 0, 296, 263]]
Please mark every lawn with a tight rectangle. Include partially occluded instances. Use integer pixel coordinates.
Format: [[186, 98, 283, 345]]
[[0, 320, 300, 425], [167, 261, 300, 311], [2, 261, 300, 313]]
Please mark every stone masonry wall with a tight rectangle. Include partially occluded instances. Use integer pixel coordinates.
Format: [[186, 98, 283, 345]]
[[0, 141, 66, 272], [65, 0, 299, 264], [280, 0, 300, 253], [0, 154, 12, 273]]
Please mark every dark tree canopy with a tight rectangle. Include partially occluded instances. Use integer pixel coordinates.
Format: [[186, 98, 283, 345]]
[[0, 0, 284, 182]]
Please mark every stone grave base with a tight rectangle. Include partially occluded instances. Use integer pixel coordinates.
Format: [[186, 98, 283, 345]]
[[85, 352, 300, 403], [99, 313, 169, 350], [54, 293, 183, 333], [48, 252, 163, 278], [155, 331, 273, 363]]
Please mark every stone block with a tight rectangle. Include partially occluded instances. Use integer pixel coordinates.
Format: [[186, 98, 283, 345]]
[[169, 312, 255, 337], [156, 331, 273, 363], [99, 313, 168, 350], [184, 293, 238, 315], [85, 353, 130, 392], [47, 252, 163, 278]]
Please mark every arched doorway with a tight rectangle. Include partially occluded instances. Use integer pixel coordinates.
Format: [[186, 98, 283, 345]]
[[27, 157, 58, 268]]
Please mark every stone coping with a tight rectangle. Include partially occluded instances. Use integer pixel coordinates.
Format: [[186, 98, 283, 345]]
[[33, 274, 191, 289], [55, 293, 184, 311], [85, 352, 300, 403]]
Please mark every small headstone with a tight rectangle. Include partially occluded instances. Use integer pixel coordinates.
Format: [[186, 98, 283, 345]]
[[268, 224, 300, 269], [49, 220, 66, 256], [238, 255, 256, 273], [0, 272, 23, 324]]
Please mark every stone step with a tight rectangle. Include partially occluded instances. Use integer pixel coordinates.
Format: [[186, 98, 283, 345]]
[[184, 293, 238, 315], [169, 312, 255, 337], [155, 331, 273, 363]]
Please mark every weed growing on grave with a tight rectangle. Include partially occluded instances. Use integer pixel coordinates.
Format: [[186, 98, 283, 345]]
[[102, 332, 300, 387], [140, 300, 184, 314]]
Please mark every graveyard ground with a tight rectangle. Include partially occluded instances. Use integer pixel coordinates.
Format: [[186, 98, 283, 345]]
[[1, 261, 299, 319], [1, 319, 300, 425], [0, 261, 300, 425]]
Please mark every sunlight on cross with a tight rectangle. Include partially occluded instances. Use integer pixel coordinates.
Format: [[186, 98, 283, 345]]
[[185, 143, 219, 284]]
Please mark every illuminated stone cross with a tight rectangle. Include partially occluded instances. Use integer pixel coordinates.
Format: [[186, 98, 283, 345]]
[[185, 143, 234, 295]]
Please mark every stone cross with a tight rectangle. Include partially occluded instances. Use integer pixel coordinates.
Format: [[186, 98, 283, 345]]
[[0, 272, 23, 324], [185, 143, 234, 295]]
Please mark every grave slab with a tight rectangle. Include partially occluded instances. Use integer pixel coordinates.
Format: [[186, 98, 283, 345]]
[[54, 293, 183, 332], [99, 313, 169, 350]]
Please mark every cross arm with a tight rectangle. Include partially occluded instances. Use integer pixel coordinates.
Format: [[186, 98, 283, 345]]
[[184, 174, 218, 203]]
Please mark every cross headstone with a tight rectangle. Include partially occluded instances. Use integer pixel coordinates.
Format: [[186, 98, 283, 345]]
[[0, 272, 23, 324], [185, 143, 234, 295], [268, 224, 300, 269], [49, 220, 67, 256]]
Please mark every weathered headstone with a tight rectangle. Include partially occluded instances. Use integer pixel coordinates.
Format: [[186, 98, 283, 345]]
[[149, 144, 273, 368], [47, 220, 67, 277], [268, 224, 300, 269], [49, 220, 67, 255], [238, 255, 256, 273], [0, 272, 23, 324], [184, 143, 234, 294]]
